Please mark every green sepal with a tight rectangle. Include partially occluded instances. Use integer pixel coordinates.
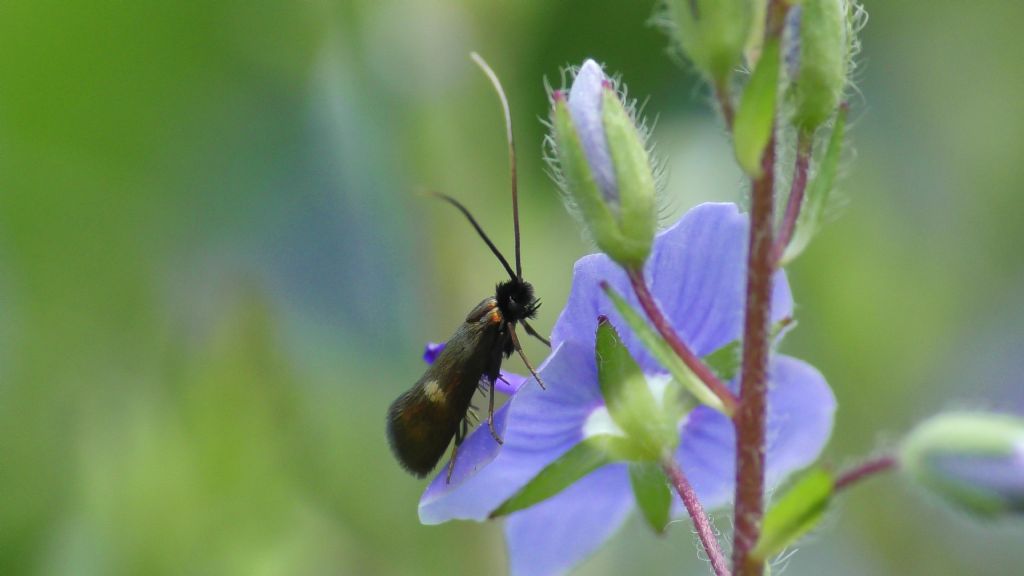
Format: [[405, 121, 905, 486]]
[[668, 0, 754, 85], [596, 318, 679, 459], [790, 0, 848, 133], [602, 88, 655, 265], [750, 469, 835, 562], [630, 462, 672, 534], [602, 283, 725, 415], [552, 99, 647, 268], [780, 105, 846, 265], [489, 435, 626, 518], [734, 39, 781, 176]]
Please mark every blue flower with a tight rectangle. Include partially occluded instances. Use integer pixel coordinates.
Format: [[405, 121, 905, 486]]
[[418, 203, 836, 576]]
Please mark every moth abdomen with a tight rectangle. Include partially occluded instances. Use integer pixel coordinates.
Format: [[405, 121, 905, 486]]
[[386, 376, 462, 477]]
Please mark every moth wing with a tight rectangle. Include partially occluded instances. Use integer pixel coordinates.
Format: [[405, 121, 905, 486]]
[[386, 300, 506, 477]]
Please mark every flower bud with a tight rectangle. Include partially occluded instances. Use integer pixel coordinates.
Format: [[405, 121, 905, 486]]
[[786, 0, 852, 133], [666, 0, 754, 85], [901, 412, 1024, 518], [549, 60, 656, 268]]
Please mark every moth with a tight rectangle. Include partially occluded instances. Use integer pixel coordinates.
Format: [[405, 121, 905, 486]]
[[386, 53, 549, 482]]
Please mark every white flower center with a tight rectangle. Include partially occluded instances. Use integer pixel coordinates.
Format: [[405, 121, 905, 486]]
[[581, 372, 676, 439]]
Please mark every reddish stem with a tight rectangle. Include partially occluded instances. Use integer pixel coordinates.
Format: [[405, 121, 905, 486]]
[[626, 268, 739, 414], [773, 132, 812, 265], [732, 3, 789, 573], [714, 80, 735, 131], [732, 134, 776, 576], [835, 455, 898, 492], [663, 459, 732, 576]]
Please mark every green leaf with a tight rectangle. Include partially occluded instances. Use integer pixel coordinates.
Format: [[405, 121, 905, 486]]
[[596, 319, 678, 458], [781, 106, 847, 265], [703, 317, 793, 381], [629, 462, 671, 534], [734, 39, 781, 176], [751, 469, 835, 562], [703, 339, 741, 381], [602, 284, 725, 414], [490, 437, 615, 517]]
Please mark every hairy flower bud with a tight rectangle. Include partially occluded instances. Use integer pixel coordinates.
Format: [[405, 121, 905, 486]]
[[901, 412, 1024, 518], [666, 0, 754, 85], [786, 0, 852, 133], [549, 60, 656, 268]]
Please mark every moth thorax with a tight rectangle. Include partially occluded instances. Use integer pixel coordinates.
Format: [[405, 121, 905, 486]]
[[495, 279, 537, 323]]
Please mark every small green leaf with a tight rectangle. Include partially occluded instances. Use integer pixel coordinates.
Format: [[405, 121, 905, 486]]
[[490, 437, 615, 518], [703, 340, 741, 381], [602, 284, 725, 414], [781, 106, 847, 265], [704, 317, 792, 381], [751, 469, 835, 562], [629, 462, 671, 534], [734, 39, 781, 176], [596, 319, 678, 458]]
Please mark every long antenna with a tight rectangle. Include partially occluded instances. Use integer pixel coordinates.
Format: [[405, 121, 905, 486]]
[[428, 192, 517, 282], [470, 52, 522, 281]]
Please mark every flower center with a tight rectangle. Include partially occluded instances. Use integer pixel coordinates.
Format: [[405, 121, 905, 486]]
[[581, 372, 677, 440]]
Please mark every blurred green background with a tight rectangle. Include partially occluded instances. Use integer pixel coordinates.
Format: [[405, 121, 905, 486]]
[[1, 1, 1022, 574]]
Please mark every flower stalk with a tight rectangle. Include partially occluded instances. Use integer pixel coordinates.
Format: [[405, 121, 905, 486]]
[[626, 267, 739, 414], [714, 80, 736, 131], [834, 455, 898, 492], [773, 132, 813, 265], [662, 458, 732, 576]]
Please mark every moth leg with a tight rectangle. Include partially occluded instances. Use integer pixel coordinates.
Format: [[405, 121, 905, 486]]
[[522, 319, 551, 348], [446, 420, 468, 484], [509, 324, 546, 390], [487, 376, 503, 445]]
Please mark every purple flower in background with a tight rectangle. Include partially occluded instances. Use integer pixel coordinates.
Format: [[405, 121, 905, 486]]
[[418, 203, 836, 576]]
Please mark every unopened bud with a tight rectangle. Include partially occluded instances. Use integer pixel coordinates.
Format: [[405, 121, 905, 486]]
[[666, 0, 754, 85], [549, 60, 656, 268], [901, 412, 1024, 518], [786, 0, 852, 133]]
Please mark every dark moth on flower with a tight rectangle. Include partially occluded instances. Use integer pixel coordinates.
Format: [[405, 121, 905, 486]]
[[418, 204, 836, 576], [385, 54, 548, 480]]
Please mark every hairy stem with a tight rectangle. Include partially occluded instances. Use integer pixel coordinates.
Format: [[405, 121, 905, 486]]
[[627, 268, 739, 414], [663, 458, 732, 576], [773, 131, 813, 265], [732, 131, 776, 576], [715, 80, 736, 131], [732, 7, 791, 575], [835, 455, 898, 492]]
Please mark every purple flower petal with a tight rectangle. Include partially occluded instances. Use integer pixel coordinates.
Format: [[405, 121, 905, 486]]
[[551, 203, 793, 372], [674, 354, 836, 510], [423, 342, 446, 364], [419, 341, 602, 524], [496, 372, 528, 395], [568, 59, 617, 203], [505, 464, 633, 576]]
